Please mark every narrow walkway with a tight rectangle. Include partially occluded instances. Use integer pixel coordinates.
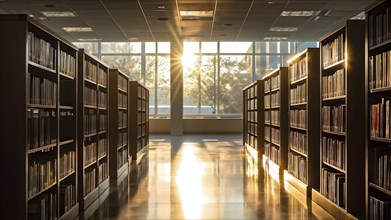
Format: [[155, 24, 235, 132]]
[[84, 135, 334, 219]]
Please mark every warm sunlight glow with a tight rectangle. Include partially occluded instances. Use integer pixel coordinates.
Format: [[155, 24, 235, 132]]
[[176, 143, 206, 219], [182, 53, 197, 69]]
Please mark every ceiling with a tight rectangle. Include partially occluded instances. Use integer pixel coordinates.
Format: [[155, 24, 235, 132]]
[[0, 0, 382, 42]]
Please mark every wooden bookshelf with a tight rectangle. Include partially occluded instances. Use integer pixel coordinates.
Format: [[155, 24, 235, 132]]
[[312, 20, 366, 220], [366, 1, 391, 219], [243, 80, 264, 163], [77, 49, 110, 211], [0, 14, 79, 220], [109, 69, 130, 185], [262, 67, 288, 175], [129, 81, 149, 164], [285, 48, 320, 197]]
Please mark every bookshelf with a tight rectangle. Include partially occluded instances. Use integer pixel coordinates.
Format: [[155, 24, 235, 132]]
[[0, 14, 79, 220], [129, 81, 149, 164], [284, 48, 320, 197], [366, 1, 391, 219], [311, 20, 366, 220], [262, 67, 289, 175], [243, 80, 264, 163], [109, 69, 130, 185], [77, 49, 110, 211]]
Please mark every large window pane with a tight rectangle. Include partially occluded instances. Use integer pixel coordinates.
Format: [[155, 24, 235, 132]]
[[157, 56, 170, 114], [101, 55, 142, 81], [201, 42, 217, 53], [72, 42, 98, 54], [146, 56, 156, 115], [220, 42, 252, 54], [184, 42, 199, 54], [101, 42, 130, 53], [255, 55, 281, 79], [158, 42, 170, 53], [255, 42, 279, 53], [200, 56, 216, 114], [145, 42, 156, 53], [183, 54, 199, 114], [219, 55, 252, 114]]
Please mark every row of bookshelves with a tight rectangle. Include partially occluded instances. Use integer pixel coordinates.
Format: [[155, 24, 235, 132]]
[[0, 16, 151, 220]]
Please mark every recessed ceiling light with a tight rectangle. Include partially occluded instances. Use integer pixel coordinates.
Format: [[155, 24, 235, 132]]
[[264, 37, 288, 41], [128, 37, 139, 40], [281, 11, 315, 16], [180, 10, 213, 18], [63, 27, 93, 32], [44, 4, 55, 8], [77, 38, 102, 41], [267, 1, 275, 4], [42, 11, 77, 17], [157, 5, 165, 9], [224, 23, 233, 27], [269, 27, 298, 32]]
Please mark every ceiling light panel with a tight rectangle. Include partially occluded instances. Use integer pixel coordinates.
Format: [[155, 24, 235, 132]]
[[42, 11, 77, 17], [180, 10, 213, 18], [281, 11, 315, 16], [63, 27, 93, 32], [269, 27, 298, 32], [264, 37, 288, 40]]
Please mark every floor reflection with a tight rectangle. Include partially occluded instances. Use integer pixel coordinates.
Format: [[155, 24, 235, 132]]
[[81, 134, 333, 220]]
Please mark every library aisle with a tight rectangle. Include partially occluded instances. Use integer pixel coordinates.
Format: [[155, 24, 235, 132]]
[[82, 135, 333, 220]]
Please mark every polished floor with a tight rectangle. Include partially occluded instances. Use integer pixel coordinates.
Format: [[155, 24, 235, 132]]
[[81, 135, 334, 220]]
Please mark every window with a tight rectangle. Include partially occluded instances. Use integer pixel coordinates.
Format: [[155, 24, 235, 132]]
[[73, 42, 170, 117]]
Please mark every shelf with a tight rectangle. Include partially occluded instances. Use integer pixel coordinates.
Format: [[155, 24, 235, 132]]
[[60, 105, 74, 110], [59, 72, 75, 80], [28, 143, 57, 154], [270, 105, 280, 109], [290, 148, 307, 157], [290, 102, 307, 107], [322, 59, 345, 70], [369, 182, 391, 196], [98, 83, 107, 89], [322, 96, 346, 102], [118, 126, 127, 130], [98, 154, 107, 161], [118, 107, 127, 110], [98, 107, 107, 110], [84, 104, 97, 109], [290, 126, 307, 132], [284, 170, 309, 196], [322, 130, 346, 137], [84, 160, 97, 169], [98, 130, 107, 135], [28, 181, 57, 201], [84, 133, 97, 139], [270, 87, 280, 93], [369, 40, 391, 51], [84, 78, 97, 85], [59, 139, 75, 146], [270, 123, 280, 128], [290, 77, 307, 85], [370, 87, 391, 94], [118, 88, 127, 93], [271, 142, 280, 147], [322, 161, 346, 173], [370, 136, 391, 143], [28, 104, 56, 109], [28, 61, 56, 74], [59, 170, 75, 182], [311, 189, 353, 219]]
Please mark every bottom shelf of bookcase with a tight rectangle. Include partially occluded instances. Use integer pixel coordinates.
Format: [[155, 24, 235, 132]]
[[82, 187, 110, 219], [244, 143, 258, 163], [99, 178, 110, 196], [283, 170, 310, 197], [59, 203, 79, 220], [134, 145, 149, 165], [111, 162, 129, 186], [268, 158, 283, 175], [81, 187, 99, 211], [311, 189, 356, 220]]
